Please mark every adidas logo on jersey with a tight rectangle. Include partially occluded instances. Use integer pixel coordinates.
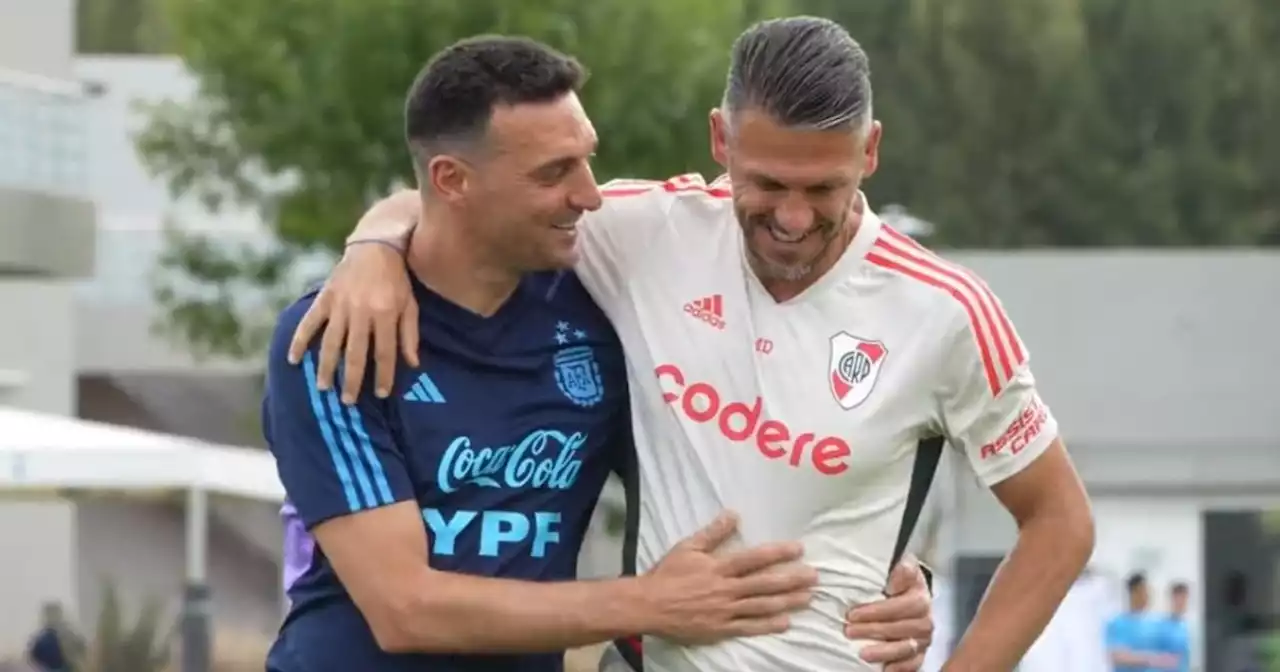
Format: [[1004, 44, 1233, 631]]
[[403, 373, 446, 403], [684, 294, 727, 330]]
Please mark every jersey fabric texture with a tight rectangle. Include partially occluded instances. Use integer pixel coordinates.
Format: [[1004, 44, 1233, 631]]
[[264, 271, 629, 672], [1106, 612, 1166, 672], [574, 174, 1061, 672], [1154, 617, 1191, 672]]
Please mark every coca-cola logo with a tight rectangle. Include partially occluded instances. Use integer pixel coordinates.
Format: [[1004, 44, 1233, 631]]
[[437, 430, 585, 493]]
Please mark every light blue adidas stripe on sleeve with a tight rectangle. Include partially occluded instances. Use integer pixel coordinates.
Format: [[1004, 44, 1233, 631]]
[[302, 352, 394, 512]]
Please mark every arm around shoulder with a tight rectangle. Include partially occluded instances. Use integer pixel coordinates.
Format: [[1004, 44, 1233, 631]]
[[347, 189, 420, 246], [270, 295, 812, 654], [268, 299, 662, 653], [575, 176, 716, 310]]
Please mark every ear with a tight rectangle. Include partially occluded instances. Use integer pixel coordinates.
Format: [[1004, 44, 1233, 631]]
[[426, 155, 470, 204], [709, 108, 730, 167], [861, 120, 883, 178]]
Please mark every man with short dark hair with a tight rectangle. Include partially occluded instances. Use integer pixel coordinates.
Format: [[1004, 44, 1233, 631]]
[[293, 17, 1091, 671], [1106, 573, 1179, 672], [265, 35, 929, 672], [1155, 582, 1192, 672]]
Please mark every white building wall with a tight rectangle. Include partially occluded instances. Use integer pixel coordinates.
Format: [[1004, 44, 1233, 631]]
[[0, 0, 87, 654], [73, 56, 325, 375], [0, 281, 78, 415], [0, 0, 74, 79], [0, 501, 77, 656], [947, 250, 1280, 448], [0, 283, 79, 651]]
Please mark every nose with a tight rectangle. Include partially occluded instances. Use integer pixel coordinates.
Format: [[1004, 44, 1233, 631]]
[[773, 193, 815, 233], [569, 169, 603, 212]]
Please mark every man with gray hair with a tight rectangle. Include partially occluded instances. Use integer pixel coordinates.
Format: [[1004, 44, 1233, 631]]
[[293, 16, 1095, 671]]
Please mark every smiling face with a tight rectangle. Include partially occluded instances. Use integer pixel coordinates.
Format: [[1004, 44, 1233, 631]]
[[405, 36, 597, 273], [712, 16, 881, 290], [434, 93, 601, 271], [710, 106, 881, 284]]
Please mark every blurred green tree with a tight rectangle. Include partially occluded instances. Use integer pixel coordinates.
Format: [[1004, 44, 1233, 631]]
[[138, 0, 781, 357], [141, 0, 1280, 355], [801, 0, 1280, 247], [78, 0, 169, 54]]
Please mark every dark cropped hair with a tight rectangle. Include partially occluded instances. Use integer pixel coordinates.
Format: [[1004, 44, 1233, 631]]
[[405, 35, 587, 165]]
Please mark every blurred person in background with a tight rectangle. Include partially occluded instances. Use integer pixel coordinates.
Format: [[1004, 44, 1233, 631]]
[[265, 35, 934, 672], [25, 603, 77, 672], [294, 15, 1094, 672], [1155, 582, 1191, 672], [1106, 573, 1179, 672]]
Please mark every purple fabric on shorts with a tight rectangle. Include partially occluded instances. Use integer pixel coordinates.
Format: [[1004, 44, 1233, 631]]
[[281, 500, 316, 592]]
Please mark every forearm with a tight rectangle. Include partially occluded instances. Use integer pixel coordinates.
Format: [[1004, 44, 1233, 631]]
[[389, 571, 656, 654], [1111, 651, 1177, 669], [943, 516, 1092, 671], [346, 189, 420, 246], [1110, 649, 1154, 667]]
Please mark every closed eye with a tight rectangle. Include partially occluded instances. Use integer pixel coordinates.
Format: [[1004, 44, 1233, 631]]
[[533, 155, 594, 185], [755, 177, 787, 192]]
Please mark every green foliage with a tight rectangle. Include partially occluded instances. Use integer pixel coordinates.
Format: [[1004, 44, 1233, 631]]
[[139, 0, 1280, 357], [70, 581, 173, 672], [137, 0, 782, 357], [602, 498, 627, 537], [147, 224, 296, 359], [1264, 630, 1280, 672], [1264, 509, 1280, 534], [77, 0, 170, 54], [800, 0, 1280, 247]]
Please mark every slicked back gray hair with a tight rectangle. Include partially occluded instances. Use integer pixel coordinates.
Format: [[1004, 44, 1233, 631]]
[[722, 16, 873, 135]]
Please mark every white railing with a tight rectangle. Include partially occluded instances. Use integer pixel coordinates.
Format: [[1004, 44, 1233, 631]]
[[0, 67, 88, 198]]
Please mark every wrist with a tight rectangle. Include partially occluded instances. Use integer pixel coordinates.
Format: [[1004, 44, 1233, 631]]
[[344, 238, 406, 256], [607, 576, 664, 636], [347, 194, 419, 248]]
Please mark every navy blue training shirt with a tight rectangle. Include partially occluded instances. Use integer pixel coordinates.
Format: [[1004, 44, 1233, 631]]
[[263, 270, 629, 672]]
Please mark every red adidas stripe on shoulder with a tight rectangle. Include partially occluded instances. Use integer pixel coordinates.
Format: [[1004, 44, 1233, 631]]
[[867, 225, 1026, 396], [600, 173, 732, 199], [598, 178, 661, 197]]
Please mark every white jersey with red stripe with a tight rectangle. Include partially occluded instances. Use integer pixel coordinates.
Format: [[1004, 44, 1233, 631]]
[[574, 174, 1060, 672]]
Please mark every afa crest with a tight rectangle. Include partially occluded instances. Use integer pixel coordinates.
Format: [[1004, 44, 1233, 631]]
[[828, 331, 888, 410], [554, 345, 605, 408]]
